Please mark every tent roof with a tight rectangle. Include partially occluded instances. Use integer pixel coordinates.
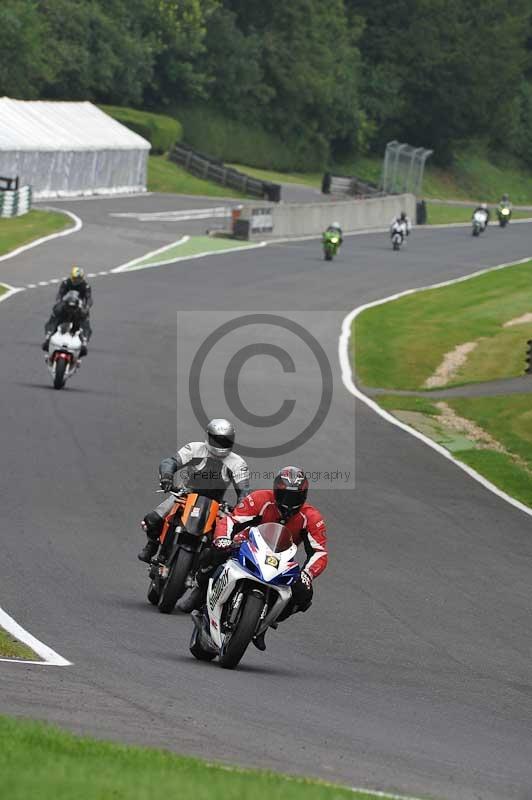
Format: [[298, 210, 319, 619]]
[[0, 99, 151, 152]]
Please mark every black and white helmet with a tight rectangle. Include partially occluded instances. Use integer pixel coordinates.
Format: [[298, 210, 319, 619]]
[[205, 418, 235, 458]]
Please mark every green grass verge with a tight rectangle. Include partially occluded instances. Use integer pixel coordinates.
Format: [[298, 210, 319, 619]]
[[0, 630, 37, 660], [0, 715, 399, 800], [229, 163, 322, 188], [0, 210, 72, 257], [377, 395, 442, 416], [0, 284, 7, 298], [354, 260, 532, 390], [426, 203, 532, 225], [148, 156, 247, 198], [100, 105, 182, 154], [125, 236, 259, 271]]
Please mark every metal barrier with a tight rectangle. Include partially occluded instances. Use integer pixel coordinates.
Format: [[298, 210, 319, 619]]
[[169, 143, 282, 202], [321, 173, 381, 198], [0, 175, 19, 191]]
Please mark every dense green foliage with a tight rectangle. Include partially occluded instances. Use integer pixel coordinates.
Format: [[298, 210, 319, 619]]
[[99, 106, 182, 153], [1, 1, 532, 168]]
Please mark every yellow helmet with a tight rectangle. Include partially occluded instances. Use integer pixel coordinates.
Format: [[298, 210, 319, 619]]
[[70, 266, 84, 284]]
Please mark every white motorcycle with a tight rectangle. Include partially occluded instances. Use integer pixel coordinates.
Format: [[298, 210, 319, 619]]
[[472, 209, 488, 236], [46, 323, 82, 389], [391, 221, 405, 251], [189, 522, 300, 669]]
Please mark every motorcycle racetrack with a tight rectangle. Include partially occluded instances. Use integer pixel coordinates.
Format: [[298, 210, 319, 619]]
[[1, 195, 532, 800]]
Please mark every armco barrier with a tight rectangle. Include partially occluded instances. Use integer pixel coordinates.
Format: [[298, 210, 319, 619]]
[[235, 193, 416, 239], [0, 184, 32, 218], [169, 143, 281, 202]]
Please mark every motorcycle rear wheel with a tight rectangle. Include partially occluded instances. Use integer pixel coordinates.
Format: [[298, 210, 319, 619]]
[[53, 358, 67, 390], [219, 592, 264, 670], [158, 548, 194, 614]]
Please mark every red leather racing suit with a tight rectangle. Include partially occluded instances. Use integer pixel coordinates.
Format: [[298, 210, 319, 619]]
[[214, 489, 328, 580]]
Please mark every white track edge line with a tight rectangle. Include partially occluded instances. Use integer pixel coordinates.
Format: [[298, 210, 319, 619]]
[[0, 607, 71, 666], [350, 788, 424, 800], [339, 255, 532, 520], [0, 283, 25, 301], [111, 235, 190, 272], [0, 209, 82, 263]]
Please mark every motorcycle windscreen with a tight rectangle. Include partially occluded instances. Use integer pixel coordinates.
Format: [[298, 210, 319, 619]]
[[182, 494, 219, 535], [253, 523, 293, 553]]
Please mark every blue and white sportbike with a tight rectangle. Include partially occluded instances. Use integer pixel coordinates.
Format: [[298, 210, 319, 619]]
[[189, 522, 300, 669]]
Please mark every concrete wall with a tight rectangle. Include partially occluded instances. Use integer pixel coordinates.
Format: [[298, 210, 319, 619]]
[[238, 193, 416, 239]]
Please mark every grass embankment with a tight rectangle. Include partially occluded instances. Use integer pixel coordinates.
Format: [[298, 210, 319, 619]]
[[0, 210, 72, 257], [0, 631, 37, 660], [103, 105, 532, 206], [354, 261, 532, 506], [426, 204, 532, 225], [148, 156, 246, 198], [0, 715, 394, 800], [355, 260, 532, 390]]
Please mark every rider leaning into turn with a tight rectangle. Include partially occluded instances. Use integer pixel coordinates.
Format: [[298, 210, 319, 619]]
[[138, 418, 251, 564], [472, 202, 490, 225], [43, 266, 93, 352], [181, 466, 328, 651]]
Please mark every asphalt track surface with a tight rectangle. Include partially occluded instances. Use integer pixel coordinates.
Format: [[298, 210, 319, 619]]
[[2, 197, 532, 800]]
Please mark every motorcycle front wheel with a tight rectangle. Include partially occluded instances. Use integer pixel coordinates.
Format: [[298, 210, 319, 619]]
[[158, 548, 194, 614], [53, 358, 67, 390], [219, 592, 264, 670]]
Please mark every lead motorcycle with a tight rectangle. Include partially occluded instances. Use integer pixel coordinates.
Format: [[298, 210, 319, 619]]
[[147, 490, 227, 614], [45, 322, 82, 389], [322, 230, 340, 261], [472, 209, 488, 236], [189, 522, 300, 669]]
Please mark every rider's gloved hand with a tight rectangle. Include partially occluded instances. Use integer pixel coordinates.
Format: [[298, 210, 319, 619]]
[[231, 532, 247, 547], [213, 536, 232, 550], [292, 570, 313, 611], [159, 473, 174, 492]]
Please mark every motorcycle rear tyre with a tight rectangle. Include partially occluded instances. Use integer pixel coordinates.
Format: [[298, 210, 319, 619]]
[[158, 548, 194, 614], [53, 358, 67, 390]]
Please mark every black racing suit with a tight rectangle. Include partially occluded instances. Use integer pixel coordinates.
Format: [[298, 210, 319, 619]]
[[45, 278, 93, 339]]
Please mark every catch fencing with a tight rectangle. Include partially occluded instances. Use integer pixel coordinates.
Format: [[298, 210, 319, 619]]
[[381, 141, 433, 195], [169, 143, 281, 202], [0, 178, 32, 217]]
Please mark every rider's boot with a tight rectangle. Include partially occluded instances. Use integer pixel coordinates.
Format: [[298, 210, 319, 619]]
[[177, 577, 204, 613], [137, 539, 158, 563]]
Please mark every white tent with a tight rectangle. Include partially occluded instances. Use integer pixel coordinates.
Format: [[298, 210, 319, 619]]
[[0, 99, 151, 198]]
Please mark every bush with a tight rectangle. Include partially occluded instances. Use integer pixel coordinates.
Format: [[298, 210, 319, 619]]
[[99, 106, 183, 154], [175, 105, 328, 172]]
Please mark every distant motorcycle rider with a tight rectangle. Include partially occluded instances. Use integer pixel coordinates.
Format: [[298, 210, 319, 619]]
[[390, 211, 411, 238], [472, 202, 490, 228], [43, 266, 93, 350], [181, 466, 328, 652], [138, 419, 251, 563], [324, 221, 343, 245]]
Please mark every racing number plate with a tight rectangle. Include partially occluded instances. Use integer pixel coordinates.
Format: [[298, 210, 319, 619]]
[[265, 555, 280, 568]]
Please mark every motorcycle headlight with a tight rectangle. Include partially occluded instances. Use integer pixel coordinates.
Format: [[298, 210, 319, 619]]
[[502, 208, 510, 215]]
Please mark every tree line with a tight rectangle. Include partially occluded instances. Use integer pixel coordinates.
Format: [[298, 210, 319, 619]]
[[1, 0, 531, 166]]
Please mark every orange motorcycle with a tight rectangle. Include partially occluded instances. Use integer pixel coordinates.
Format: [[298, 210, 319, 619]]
[[147, 490, 227, 614]]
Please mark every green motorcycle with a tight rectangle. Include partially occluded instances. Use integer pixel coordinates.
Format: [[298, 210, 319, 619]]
[[322, 230, 341, 261]]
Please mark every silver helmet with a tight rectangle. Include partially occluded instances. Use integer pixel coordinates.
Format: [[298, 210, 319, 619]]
[[205, 418, 235, 458]]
